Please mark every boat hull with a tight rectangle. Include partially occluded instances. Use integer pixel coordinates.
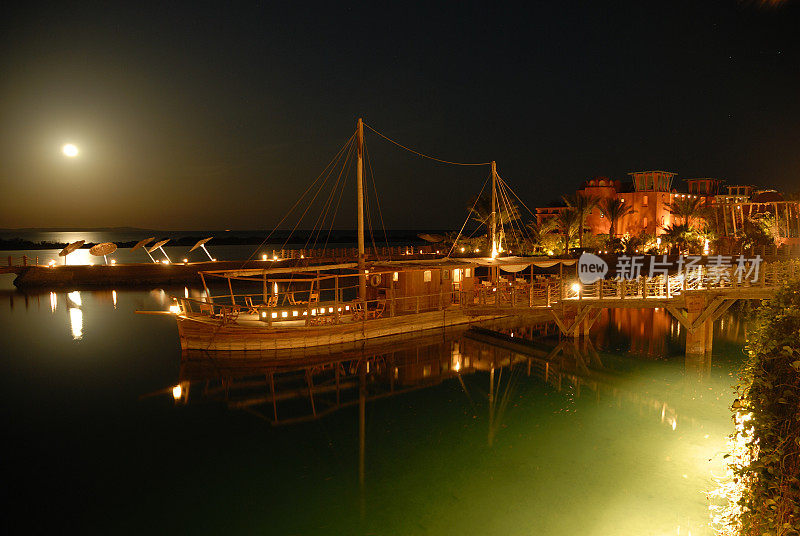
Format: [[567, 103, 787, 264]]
[[176, 309, 510, 351]]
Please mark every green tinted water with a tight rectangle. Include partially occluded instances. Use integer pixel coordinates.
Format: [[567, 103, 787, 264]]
[[0, 279, 744, 535]]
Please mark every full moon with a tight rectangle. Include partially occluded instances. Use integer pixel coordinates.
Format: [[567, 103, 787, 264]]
[[62, 143, 79, 157]]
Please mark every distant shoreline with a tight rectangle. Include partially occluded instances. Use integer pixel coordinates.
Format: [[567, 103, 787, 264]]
[[0, 229, 452, 251]]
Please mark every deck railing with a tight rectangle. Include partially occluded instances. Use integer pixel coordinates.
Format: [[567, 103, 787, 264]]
[[176, 288, 468, 326], [173, 259, 799, 324], [6, 255, 42, 267], [460, 259, 799, 309]]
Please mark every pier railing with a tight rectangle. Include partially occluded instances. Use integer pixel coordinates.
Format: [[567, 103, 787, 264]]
[[259, 245, 442, 260], [172, 259, 799, 325], [5, 255, 42, 267], [461, 259, 799, 310]]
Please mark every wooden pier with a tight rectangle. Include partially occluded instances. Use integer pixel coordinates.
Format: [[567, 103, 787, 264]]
[[461, 258, 798, 357]]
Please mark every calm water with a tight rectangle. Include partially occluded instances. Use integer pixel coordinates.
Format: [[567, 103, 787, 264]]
[[0, 261, 746, 534]]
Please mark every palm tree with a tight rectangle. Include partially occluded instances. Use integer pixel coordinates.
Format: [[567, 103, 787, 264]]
[[554, 207, 580, 252], [600, 198, 635, 238], [666, 196, 705, 228], [562, 193, 600, 249], [526, 218, 557, 253], [661, 223, 695, 253]]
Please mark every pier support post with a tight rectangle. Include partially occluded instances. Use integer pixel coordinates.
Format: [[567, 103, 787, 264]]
[[550, 305, 598, 339], [582, 315, 592, 338], [564, 307, 579, 338], [685, 293, 712, 356], [703, 315, 714, 355]]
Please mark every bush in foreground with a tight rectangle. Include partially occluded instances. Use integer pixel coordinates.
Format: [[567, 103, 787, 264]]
[[711, 281, 800, 535]]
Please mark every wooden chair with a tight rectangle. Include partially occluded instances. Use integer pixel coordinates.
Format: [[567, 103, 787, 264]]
[[220, 305, 240, 324], [244, 296, 259, 314], [266, 294, 278, 307], [352, 300, 365, 321], [199, 302, 215, 316], [368, 300, 386, 320]]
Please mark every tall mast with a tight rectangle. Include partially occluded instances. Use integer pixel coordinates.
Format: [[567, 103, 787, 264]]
[[490, 160, 497, 259], [357, 118, 366, 303]]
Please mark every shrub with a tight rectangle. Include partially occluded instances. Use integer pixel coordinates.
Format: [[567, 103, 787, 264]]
[[711, 281, 800, 535]]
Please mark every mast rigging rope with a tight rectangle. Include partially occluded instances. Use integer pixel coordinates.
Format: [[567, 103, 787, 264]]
[[364, 123, 491, 167], [240, 131, 356, 268]]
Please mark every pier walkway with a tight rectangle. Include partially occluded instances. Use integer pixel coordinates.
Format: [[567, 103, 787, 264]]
[[460, 259, 798, 356]]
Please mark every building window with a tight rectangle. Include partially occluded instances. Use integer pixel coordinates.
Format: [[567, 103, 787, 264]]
[[393, 271, 399, 282], [465, 268, 472, 278], [453, 269, 462, 283], [643, 217, 648, 228], [642, 195, 649, 207], [423, 270, 432, 282]]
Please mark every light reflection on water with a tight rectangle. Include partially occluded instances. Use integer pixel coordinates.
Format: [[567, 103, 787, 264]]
[[0, 283, 747, 535], [170, 307, 743, 535], [68, 307, 83, 340]]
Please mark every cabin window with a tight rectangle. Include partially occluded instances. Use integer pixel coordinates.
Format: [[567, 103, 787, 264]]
[[643, 217, 648, 228], [423, 270, 432, 283], [642, 195, 649, 207], [453, 269, 462, 282], [393, 271, 399, 282], [465, 268, 472, 278]]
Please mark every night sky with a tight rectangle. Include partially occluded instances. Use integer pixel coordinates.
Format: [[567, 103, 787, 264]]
[[1, 1, 798, 231]]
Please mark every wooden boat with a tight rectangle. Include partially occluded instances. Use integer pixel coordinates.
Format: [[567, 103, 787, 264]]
[[169, 118, 518, 351], [173, 260, 514, 351]]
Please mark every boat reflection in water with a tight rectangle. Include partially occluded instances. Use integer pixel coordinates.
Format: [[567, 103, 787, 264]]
[[171, 312, 710, 436], [157, 307, 747, 535]]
